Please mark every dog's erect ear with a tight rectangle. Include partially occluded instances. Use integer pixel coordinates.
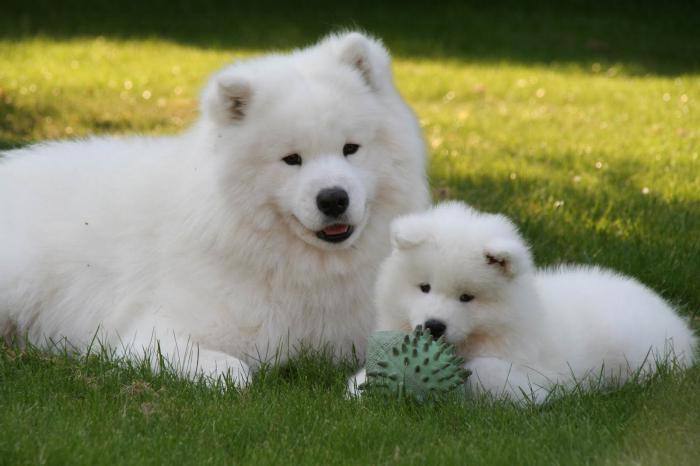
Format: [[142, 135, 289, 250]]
[[335, 32, 391, 91], [391, 215, 430, 250], [202, 69, 252, 124], [483, 238, 533, 278]]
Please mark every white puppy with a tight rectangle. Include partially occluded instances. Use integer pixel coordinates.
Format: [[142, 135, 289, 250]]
[[350, 202, 696, 403], [0, 32, 430, 386]]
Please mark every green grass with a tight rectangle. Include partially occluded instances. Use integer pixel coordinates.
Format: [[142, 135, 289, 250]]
[[1, 1, 699, 464]]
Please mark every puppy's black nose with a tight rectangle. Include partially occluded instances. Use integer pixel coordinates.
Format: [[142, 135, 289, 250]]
[[424, 319, 447, 338], [316, 187, 349, 217]]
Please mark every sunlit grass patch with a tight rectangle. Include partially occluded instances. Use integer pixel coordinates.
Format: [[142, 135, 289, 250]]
[[0, 37, 260, 144]]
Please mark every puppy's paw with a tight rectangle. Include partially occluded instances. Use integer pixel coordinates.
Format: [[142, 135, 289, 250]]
[[346, 368, 367, 399], [465, 356, 546, 405]]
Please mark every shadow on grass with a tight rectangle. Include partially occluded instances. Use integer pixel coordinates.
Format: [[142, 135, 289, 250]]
[[1, 0, 699, 76], [0, 100, 62, 151], [0, 138, 29, 152]]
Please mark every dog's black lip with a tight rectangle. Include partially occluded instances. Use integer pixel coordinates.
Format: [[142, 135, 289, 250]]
[[316, 225, 355, 243]]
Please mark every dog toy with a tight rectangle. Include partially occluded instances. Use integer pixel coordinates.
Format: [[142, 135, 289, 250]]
[[360, 326, 471, 401]]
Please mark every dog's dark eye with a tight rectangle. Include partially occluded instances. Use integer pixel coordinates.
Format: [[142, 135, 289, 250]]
[[343, 143, 360, 156], [419, 283, 431, 293], [282, 153, 302, 166], [459, 293, 474, 303]]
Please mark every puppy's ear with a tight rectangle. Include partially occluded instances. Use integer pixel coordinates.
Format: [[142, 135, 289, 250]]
[[335, 32, 391, 91], [201, 69, 252, 124], [483, 238, 533, 278], [391, 215, 430, 250]]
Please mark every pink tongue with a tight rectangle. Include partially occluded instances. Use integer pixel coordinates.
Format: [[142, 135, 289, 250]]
[[323, 224, 350, 235]]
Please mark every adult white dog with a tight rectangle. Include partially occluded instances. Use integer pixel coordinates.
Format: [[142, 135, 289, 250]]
[[0, 32, 430, 385], [350, 202, 696, 403]]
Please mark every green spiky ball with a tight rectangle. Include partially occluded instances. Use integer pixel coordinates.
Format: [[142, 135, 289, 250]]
[[360, 326, 471, 402]]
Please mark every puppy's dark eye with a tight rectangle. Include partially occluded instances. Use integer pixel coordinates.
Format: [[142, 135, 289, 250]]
[[343, 143, 360, 156], [419, 283, 431, 293], [282, 153, 302, 166], [459, 293, 474, 303]]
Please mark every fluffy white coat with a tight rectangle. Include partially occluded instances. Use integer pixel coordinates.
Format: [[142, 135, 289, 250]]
[[350, 202, 696, 403], [0, 32, 430, 385]]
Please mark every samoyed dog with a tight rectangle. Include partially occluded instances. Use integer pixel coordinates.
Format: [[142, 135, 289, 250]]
[[349, 202, 696, 403], [0, 32, 430, 386]]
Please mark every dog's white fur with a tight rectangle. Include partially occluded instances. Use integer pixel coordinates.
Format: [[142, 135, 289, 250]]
[[0, 32, 430, 385], [349, 202, 696, 403]]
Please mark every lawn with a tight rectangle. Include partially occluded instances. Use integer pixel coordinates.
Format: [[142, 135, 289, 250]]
[[1, 1, 699, 464]]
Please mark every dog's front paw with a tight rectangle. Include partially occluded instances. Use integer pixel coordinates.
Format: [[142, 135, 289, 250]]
[[346, 368, 367, 399], [188, 350, 252, 389], [465, 356, 546, 404]]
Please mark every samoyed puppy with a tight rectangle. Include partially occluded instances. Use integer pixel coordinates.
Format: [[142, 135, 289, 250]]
[[349, 202, 696, 403], [0, 32, 430, 386]]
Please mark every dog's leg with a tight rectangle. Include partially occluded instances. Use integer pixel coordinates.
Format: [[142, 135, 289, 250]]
[[179, 346, 252, 388], [465, 356, 547, 404], [113, 324, 251, 388], [346, 368, 367, 398]]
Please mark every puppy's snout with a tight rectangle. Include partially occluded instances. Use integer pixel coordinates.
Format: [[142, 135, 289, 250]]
[[316, 187, 349, 217], [424, 319, 447, 338]]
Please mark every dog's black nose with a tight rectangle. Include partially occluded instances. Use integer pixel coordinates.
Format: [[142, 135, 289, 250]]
[[424, 319, 447, 338], [316, 187, 349, 217]]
